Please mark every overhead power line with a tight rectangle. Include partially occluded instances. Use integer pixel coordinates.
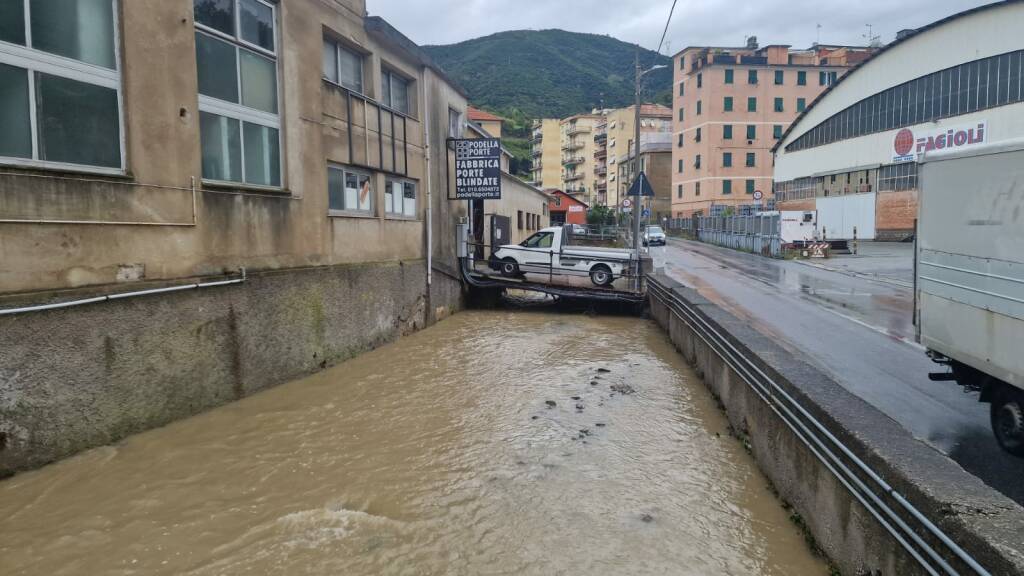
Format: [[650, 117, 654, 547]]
[[652, 0, 679, 65]]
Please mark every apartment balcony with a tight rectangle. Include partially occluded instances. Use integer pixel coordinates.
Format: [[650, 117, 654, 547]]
[[529, 131, 543, 143], [594, 166, 607, 176], [594, 147, 607, 159], [531, 147, 542, 158], [562, 156, 585, 167], [565, 173, 585, 182], [594, 130, 607, 143], [567, 125, 591, 136]]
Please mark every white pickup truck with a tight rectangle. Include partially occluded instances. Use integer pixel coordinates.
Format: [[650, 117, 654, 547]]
[[493, 226, 634, 287]]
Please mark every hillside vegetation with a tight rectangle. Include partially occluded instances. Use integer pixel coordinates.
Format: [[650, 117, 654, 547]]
[[424, 29, 673, 122]]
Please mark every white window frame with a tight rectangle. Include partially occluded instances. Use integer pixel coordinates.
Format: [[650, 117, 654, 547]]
[[448, 107, 463, 138], [385, 176, 419, 219], [381, 67, 411, 116], [328, 164, 375, 216], [0, 0, 125, 175], [194, 0, 282, 189], [322, 36, 364, 94]]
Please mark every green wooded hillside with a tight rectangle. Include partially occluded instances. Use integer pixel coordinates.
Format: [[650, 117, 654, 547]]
[[424, 29, 673, 122]]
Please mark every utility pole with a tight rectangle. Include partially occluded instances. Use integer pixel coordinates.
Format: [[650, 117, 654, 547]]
[[633, 47, 643, 263]]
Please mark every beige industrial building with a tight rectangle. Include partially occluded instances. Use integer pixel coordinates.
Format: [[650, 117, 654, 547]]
[[529, 118, 561, 189], [596, 104, 672, 209], [671, 39, 873, 217], [0, 0, 472, 476]]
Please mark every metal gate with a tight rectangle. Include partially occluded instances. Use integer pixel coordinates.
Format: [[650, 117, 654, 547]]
[[489, 214, 510, 259]]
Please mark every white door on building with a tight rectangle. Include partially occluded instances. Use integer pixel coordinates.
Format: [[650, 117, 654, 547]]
[[817, 193, 876, 240]]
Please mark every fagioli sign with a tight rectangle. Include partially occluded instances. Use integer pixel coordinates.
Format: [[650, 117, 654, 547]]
[[892, 121, 986, 162]]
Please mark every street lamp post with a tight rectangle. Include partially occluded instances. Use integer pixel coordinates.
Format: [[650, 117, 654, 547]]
[[632, 49, 666, 268]]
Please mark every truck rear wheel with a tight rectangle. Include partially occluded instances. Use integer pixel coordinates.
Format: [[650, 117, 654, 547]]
[[590, 265, 613, 287], [992, 389, 1024, 457]]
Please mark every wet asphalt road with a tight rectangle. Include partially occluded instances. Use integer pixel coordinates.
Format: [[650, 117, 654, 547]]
[[655, 238, 1024, 507]]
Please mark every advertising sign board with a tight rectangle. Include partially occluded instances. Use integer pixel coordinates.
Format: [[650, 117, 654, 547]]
[[454, 138, 502, 199]]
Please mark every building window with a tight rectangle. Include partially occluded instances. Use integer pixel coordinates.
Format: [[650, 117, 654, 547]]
[[679, 82, 685, 96], [748, 70, 758, 85], [819, 71, 828, 86], [678, 133, 685, 147], [797, 71, 807, 86], [725, 69, 734, 84], [773, 97, 784, 112], [745, 152, 756, 167], [448, 108, 463, 138], [677, 159, 684, 173], [723, 179, 732, 195], [696, 100, 702, 115], [695, 181, 701, 196], [724, 96, 733, 111], [723, 125, 733, 139], [385, 177, 418, 217], [196, 0, 281, 187], [328, 165, 373, 214], [0, 0, 123, 171], [517, 210, 524, 230], [722, 152, 732, 167], [877, 162, 918, 191], [747, 97, 757, 112], [775, 70, 784, 85], [694, 154, 701, 169], [697, 73, 702, 88], [678, 107, 684, 121], [746, 125, 756, 140], [746, 179, 756, 194], [322, 39, 363, 93], [382, 68, 410, 115], [773, 124, 783, 139], [677, 184, 683, 198], [797, 98, 807, 112]]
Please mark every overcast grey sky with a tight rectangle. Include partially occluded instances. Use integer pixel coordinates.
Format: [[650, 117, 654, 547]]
[[367, 0, 988, 51]]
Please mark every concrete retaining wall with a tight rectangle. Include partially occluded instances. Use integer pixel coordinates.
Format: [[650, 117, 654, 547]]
[[0, 260, 463, 477], [648, 274, 1024, 575]]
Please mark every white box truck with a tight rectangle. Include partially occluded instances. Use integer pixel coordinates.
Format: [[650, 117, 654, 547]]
[[917, 139, 1024, 456]]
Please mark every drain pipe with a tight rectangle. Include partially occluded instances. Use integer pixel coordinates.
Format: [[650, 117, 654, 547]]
[[0, 269, 246, 317], [424, 83, 433, 287]]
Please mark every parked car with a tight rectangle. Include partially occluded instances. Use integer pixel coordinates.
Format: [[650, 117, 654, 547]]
[[568, 223, 588, 236], [493, 226, 634, 287], [643, 225, 666, 246]]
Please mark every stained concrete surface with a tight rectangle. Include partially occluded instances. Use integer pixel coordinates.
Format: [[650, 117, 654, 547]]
[[655, 238, 1024, 506]]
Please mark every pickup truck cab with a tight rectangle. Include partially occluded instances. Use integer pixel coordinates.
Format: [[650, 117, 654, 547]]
[[493, 226, 633, 287]]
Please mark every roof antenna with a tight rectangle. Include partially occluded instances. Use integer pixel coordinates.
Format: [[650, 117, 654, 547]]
[[862, 24, 881, 48], [816, 23, 821, 46]]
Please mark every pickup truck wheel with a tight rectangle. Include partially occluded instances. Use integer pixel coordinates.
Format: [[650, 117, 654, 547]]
[[590, 265, 613, 287], [992, 391, 1024, 457], [500, 258, 520, 278]]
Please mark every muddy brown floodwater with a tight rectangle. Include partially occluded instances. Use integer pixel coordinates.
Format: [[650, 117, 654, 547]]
[[0, 311, 828, 575]]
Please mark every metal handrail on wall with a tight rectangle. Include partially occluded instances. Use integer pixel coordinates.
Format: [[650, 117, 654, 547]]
[[0, 270, 246, 317], [647, 278, 990, 576]]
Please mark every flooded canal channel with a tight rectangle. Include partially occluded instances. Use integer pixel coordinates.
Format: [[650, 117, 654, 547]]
[[0, 311, 827, 575]]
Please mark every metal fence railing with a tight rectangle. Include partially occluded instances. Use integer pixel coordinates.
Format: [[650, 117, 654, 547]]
[[666, 214, 783, 258]]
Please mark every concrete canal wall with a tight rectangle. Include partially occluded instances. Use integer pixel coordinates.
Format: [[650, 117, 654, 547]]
[[647, 274, 1024, 576], [0, 261, 463, 478]]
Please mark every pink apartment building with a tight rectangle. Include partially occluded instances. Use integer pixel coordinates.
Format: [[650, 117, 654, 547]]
[[671, 38, 873, 217]]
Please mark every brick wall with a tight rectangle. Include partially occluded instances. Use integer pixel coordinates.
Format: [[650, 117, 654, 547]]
[[776, 199, 817, 212], [876, 189, 918, 240]]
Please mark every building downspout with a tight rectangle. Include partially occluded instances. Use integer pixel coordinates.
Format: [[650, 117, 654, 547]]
[[424, 78, 433, 289]]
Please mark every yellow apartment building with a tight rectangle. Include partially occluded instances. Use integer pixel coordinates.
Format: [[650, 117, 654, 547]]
[[560, 114, 601, 203], [529, 118, 561, 189], [596, 104, 672, 209]]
